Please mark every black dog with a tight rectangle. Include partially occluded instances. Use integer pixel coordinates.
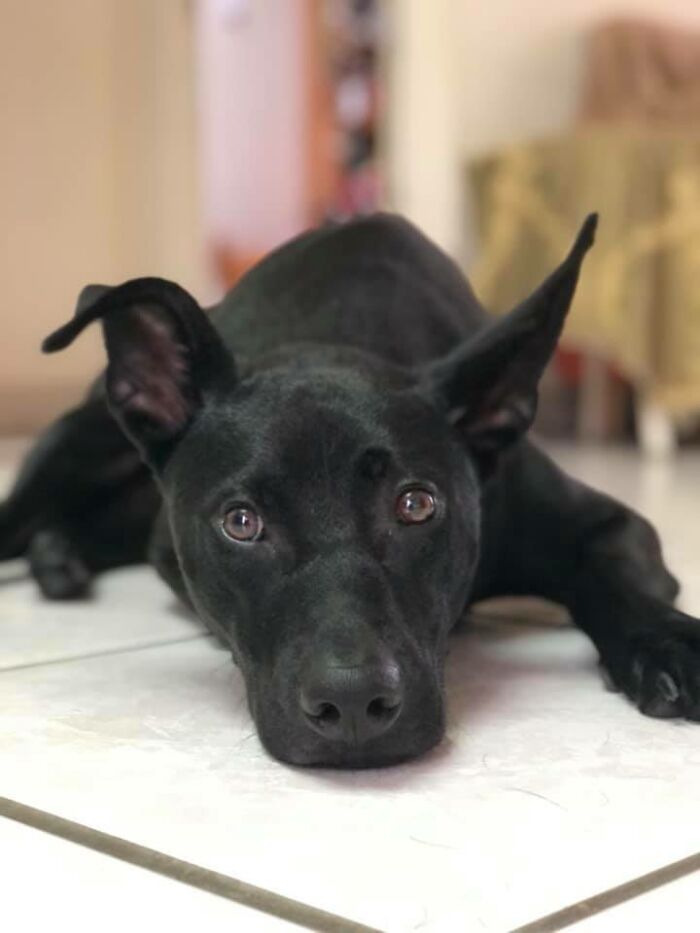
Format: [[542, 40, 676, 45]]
[[2, 213, 698, 768]]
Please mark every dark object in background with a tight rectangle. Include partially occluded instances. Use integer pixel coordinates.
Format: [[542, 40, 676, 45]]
[[581, 17, 700, 125], [321, 0, 384, 217]]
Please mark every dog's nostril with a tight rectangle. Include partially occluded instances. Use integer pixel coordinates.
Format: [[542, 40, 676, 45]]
[[315, 702, 341, 726], [366, 696, 400, 721]]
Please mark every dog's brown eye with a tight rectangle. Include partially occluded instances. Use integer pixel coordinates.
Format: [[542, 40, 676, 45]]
[[221, 506, 264, 542], [396, 488, 436, 524]]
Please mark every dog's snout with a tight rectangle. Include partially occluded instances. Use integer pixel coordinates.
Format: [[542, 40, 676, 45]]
[[300, 655, 404, 745]]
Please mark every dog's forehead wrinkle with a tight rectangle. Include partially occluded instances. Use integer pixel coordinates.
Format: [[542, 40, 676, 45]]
[[242, 373, 398, 484]]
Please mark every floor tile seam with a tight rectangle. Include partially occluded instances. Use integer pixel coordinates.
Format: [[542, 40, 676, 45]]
[[510, 851, 700, 932], [0, 633, 212, 675], [0, 795, 378, 933]]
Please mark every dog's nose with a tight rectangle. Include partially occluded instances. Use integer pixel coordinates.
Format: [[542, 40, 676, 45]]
[[300, 655, 404, 745]]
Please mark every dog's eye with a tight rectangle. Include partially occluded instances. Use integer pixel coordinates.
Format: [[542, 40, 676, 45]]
[[396, 487, 436, 524], [221, 506, 264, 543]]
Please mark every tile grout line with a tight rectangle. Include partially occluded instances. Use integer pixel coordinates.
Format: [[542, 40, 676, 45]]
[[0, 609, 556, 677], [0, 796, 379, 933], [510, 851, 700, 932], [0, 632, 212, 674]]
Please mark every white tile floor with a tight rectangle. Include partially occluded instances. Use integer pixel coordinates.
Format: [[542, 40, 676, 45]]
[[1, 441, 699, 932], [3, 815, 295, 933], [574, 870, 700, 932]]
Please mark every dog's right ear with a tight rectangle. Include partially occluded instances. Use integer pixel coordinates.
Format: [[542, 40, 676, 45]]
[[43, 278, 237, 469]]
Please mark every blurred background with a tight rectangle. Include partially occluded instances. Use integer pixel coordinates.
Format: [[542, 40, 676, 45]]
[[2, 0, 700, 456]]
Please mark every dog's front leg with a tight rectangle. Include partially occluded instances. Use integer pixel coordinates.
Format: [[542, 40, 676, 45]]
[[477, 441, 700, 720], [562, 518, 700, 720]]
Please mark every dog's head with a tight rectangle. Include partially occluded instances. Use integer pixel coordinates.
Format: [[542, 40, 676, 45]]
[[44, 216, 595, 767]]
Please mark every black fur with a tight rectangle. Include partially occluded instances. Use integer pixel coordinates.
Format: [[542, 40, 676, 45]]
[[3, 213, 699, 768]]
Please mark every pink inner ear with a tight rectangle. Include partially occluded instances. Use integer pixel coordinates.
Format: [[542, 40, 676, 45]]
[[465, 389, 536, 442], [112, 310, 193, 433]]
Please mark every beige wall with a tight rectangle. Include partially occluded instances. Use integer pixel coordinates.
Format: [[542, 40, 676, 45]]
[[384, 0, 463, 258], [386, 0, 700, 261], [0, 0, 204, 433]]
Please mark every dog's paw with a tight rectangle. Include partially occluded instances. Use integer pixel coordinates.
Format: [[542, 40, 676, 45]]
[[605, 619, 700, 721], [28, 529, 92, 600]]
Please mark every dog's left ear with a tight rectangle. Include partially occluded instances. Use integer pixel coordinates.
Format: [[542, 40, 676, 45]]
[[421, 214, 597, 471], [43, 277, 237, 469]]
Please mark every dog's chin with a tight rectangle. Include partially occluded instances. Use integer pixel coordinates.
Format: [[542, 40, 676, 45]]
[[254, 707, 446, 770], [278, 734, 445, 770]]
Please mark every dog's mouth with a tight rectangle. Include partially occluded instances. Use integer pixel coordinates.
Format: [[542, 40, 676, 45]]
[[276, 729, 446, 770]]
